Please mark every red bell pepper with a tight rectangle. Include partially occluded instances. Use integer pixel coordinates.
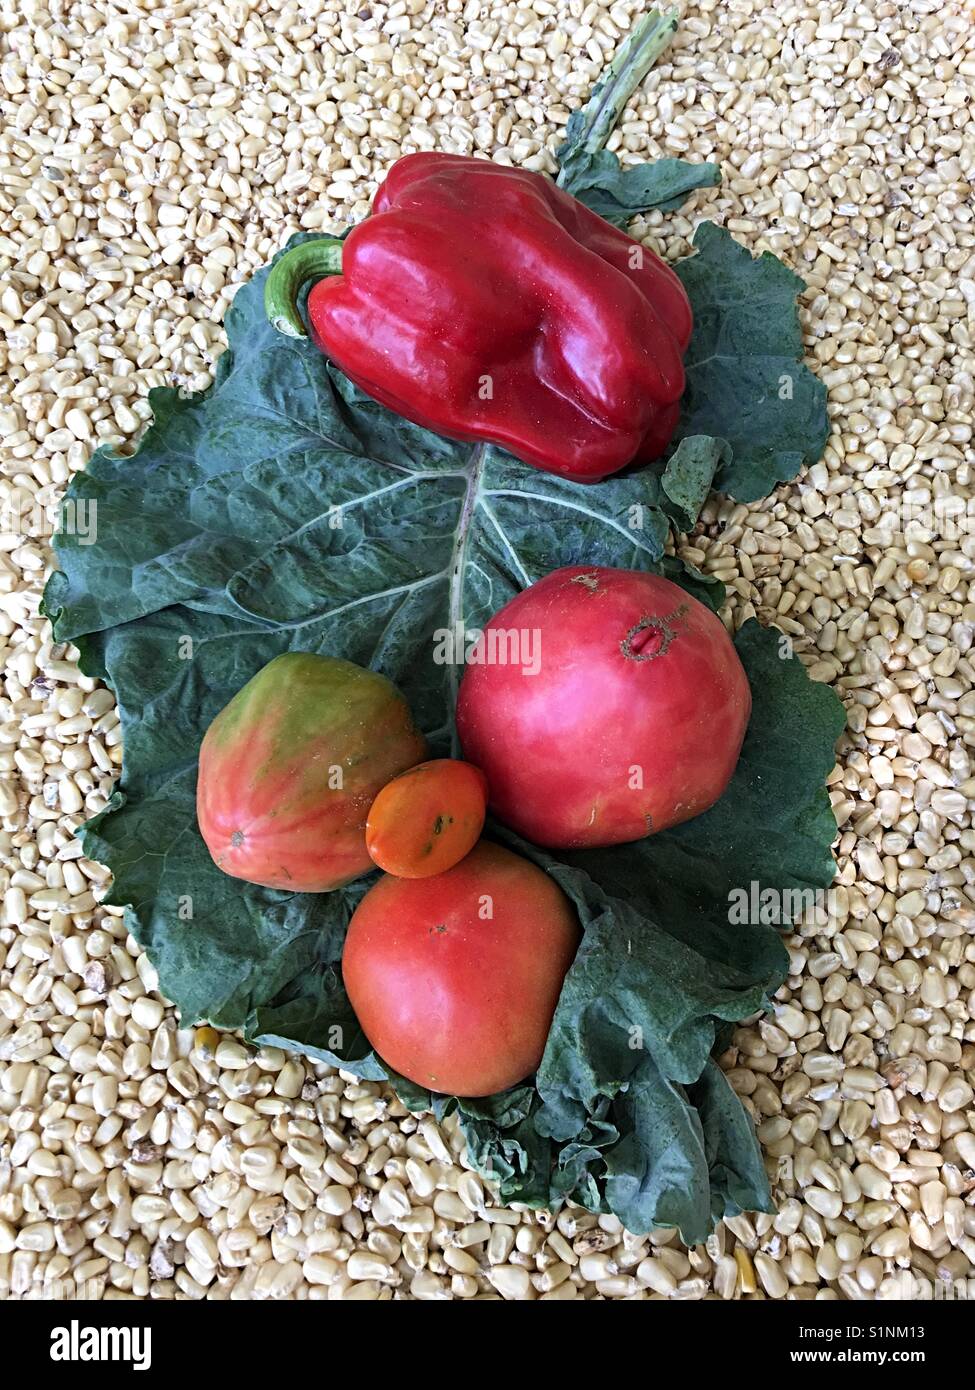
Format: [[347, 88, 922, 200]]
[[265, 158, 692, 483]]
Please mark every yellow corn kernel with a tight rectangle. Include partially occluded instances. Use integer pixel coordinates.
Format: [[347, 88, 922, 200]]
[[194, 1025, 220, 1059], [734, 1246, 758, 1294]]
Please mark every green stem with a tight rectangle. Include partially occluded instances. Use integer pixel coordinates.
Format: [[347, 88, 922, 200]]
[[555, 5, 679, 185], [264, 238, 344, 338]]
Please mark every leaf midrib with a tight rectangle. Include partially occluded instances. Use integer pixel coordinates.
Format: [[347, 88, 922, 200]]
[[446, 442, 488, 721]]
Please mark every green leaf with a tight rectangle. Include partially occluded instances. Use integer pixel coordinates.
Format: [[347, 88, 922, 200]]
[[558, 151, 721, 228], [657, 553, 725, 613], [691, 1060, 773, 1228], [554, 5, 720, 226], [675, 222, 830, 503], [456, 1091, 555, 1208], [42, 238, 841, 1243], [659, 434, 731, 533]]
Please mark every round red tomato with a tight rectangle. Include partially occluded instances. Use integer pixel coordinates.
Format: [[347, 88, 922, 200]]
[[342, 841, 580, 1096], [365, 759, 488, 878], [456, 566, 751, 849]]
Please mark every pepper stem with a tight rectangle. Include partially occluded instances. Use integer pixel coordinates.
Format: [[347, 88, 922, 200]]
[[264, 238, 344, 338], [555, 5, 679, 184]]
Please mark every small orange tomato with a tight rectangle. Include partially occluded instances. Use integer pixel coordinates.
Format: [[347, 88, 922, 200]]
[[365, 759, 489, 878]]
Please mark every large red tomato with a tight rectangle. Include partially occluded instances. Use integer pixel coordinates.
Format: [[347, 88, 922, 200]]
[[456, 566, 751, 849], [342, 841, 580, 1096]]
